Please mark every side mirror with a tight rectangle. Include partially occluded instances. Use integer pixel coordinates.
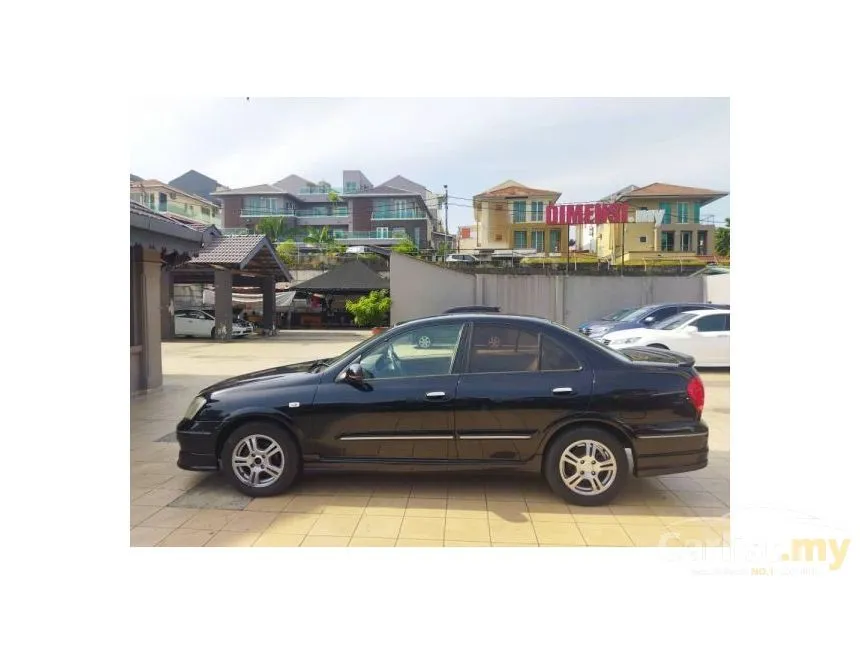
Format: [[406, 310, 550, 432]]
[[643, 316, 656, 324], [687, 325, 699, 333], [343, 363, 365, 384]]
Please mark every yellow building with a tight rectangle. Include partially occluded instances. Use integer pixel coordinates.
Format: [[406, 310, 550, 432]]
[[594, 183, 728, 263], [468, 180, 563, 253], [130, 179, 222, 228]]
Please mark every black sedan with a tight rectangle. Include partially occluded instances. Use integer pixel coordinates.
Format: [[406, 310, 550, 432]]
[[176, 313, 709, 506]]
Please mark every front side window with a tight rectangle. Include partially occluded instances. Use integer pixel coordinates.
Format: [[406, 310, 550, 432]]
[[467, 324, 539, 373], [357, 323, 465, 379], [654, 312, 697, 330], [645, 307, 679, 324]]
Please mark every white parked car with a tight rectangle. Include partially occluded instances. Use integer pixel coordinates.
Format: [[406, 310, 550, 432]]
[[445, 253, 478, 263], [601, 309, 730, 367], [174, 309, 252, 339]]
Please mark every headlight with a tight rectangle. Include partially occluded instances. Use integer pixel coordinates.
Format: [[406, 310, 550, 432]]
[[183, 396, 206, 420]]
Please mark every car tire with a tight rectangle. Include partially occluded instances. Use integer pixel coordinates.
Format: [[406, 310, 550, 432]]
[[220, 422, 301, 497], [544, 426, 629, 506]]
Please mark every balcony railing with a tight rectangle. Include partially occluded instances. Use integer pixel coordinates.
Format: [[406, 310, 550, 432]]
[[371, 209, 422, 220], [238, 208, 349, 219], [333, 230, 408, 240], [296, 209, 349, 218], [295, 185, 367, 195]]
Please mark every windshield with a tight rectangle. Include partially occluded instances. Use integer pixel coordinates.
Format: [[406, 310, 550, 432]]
[[654, 312, 697, 330], [618, 306, 654, 322], [320, 333, 381, 369]]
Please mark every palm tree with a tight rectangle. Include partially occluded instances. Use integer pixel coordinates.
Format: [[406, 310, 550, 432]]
[[255, 217, 289, 242]]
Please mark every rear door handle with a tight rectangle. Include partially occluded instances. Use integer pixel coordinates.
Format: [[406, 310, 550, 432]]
[[425, 391, 446, 400], [552, 387, 575, 395]]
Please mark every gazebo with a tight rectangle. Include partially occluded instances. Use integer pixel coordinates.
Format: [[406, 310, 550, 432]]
[[171, 235, 292, 339]]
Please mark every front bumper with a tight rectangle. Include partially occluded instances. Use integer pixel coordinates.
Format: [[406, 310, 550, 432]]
[[632, 422, 709, 477], [176, 419, 221, 471]]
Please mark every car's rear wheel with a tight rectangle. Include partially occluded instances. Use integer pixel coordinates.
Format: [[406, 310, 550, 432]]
[[416, 334, 433, 349], [545, 427, 628, 506], [220, 422, 300, 497]]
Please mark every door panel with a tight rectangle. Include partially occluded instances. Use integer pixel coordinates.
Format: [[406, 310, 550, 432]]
[[175, 314, 190, 335], [454, 323, 594, 462]]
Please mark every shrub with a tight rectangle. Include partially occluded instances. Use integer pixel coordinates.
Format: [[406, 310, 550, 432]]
[[345, 289, 391, 327]]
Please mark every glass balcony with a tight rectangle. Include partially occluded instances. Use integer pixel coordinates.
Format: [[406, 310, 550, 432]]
[[333, 230, 408, 240], [239, 208, 295, 218], [295, 208, 349, 218], [371, 209, 422, 220]]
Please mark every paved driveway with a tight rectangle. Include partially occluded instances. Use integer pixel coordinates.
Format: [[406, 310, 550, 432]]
[[131, 331, 730, 547]]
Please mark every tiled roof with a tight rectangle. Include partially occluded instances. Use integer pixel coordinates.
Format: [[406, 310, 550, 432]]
[[474, 180, 562, 200], [623, 183, 728, 199], [288, 260, 389, 293], [345, 185, 417, 197], [187, 235, 268, 264], [211, 183, 284, 196]]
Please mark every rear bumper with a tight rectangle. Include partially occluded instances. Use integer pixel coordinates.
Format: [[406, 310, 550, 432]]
[[632, 422, 709, 477]]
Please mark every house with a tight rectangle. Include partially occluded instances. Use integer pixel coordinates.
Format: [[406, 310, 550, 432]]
[[212, 170, 442, 249], [468, 180, 563, 253], [131, 178, 223, 228], [594, 182, 729, 264], [168, 169, 229, 206]]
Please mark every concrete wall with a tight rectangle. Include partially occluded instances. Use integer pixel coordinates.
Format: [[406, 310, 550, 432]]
[[390, 253, 707, 326], [390, 254, 475, 323], [704, 273, 730, 304]]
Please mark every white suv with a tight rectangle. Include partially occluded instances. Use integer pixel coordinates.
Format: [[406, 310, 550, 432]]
[[445, 253, 478, 263]]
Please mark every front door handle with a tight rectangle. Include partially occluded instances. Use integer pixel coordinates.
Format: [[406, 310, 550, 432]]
[[552, 387, 575, 395], [425, 391, 446, 400]]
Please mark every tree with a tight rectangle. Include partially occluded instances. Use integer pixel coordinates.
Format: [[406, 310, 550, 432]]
[[276, 240, 298, 267], [715, 218, 730, 257], [392, 235, 418, 256], [305, 225, 340, 254], [255, 217, 289, 242], [345, 289, 391, 327]]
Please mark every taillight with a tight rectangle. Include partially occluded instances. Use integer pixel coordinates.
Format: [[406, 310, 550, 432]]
[[686, 374, 705, 414]]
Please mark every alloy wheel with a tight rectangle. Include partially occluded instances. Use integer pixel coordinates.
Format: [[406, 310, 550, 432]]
[[558, 439, 618, 496], [231, 434, 285, 488], [417, 335, 432, 349]]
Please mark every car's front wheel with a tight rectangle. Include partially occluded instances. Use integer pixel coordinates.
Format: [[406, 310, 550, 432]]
[[545, 427, 628, 506], [220, 422, 300, 497]]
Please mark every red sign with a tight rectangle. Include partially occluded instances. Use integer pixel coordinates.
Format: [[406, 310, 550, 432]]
[[460, 227, 471, 239], [546, 202, 628, 225]]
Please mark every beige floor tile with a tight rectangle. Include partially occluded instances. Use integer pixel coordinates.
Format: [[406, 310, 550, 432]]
[[609, 505, 666, 525], [244, 496, 294, 513], [140, 507, 201, 529], [445, 518, 490, 542], [371, 484, 414, 498], [133, 488, 183, 507], [308, 514, 361, 537], [624, 525, 680, 547], [399, 517, 445, 541], [444, 540, 491, 547], [446, 499, 489, 519], [446, 486, 487, 501], [205, 531, 261, 547], [130, 488, 151, 502], [322, 494, 370, 515], [521, 489, 560, 503], [486, 500, 530, 521], [158, 528, 216, 547], [489, 520, 538, 545], [484, 486, 526, 502], [396, 538, 444, 547], [266, 513, 320, 535], [349, 537, 397, 547], [532, 521, 586, 546], [578, 523, 634, 546], [130, 526, 173, 547], [353, 515, 403, 539], [405, 498, 447, 518], [253, 532, 305, 547], [182, 509, 239, 531], [364, 497, 408, 516], [526, 501, 574, 523], [493, 542, 536, 547], [285, 495, 335, 514], [672, 490, 728, 508], [302, 536, 351, 547], [659, 524, 723, 547], [408, 484, 447, 499], [647, 504, 697, 519], [222, 511, 278, 533], [570, 507, 620, 524], [158, 474, 208, 491], [130, 505, 160, 527], [657, 476, 705, 491], [636, 489, 688, 507]]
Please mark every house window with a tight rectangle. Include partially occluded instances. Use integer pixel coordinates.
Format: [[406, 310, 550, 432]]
[[513, 230, 527, 248], [530, 230, 545, 252], [530, 201, 544, 222], [345, 181, 357, 193], [512, 201, 526, 223], [680, 231, 692, 252], [639, 236, 647, 243], [660, 231, 675, 251], [659, 202, 671, 224], [693, 201, 701, 224], [549, 229, 561, 253], [202, 206, 211, 216], [375, 227, 389, 238], [677, 203, 689, 223], [697, 231, 708, 255]]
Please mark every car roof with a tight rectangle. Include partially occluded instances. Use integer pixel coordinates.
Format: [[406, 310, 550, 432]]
[[396, 313, 550, 329]]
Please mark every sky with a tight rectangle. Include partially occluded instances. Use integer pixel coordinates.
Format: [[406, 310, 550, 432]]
[[130, 97, 729, 231]]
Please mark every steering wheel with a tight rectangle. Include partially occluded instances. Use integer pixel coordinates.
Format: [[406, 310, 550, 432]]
[[386, 343, 403, 374]]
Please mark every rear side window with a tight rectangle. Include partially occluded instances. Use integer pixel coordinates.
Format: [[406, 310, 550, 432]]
[[540, 335, 582, 371], [695, 313, 728, 332], [467, 324, 539, 373]]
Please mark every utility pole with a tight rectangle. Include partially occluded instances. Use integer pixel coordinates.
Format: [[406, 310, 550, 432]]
[[443, 184, 449, 236]]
